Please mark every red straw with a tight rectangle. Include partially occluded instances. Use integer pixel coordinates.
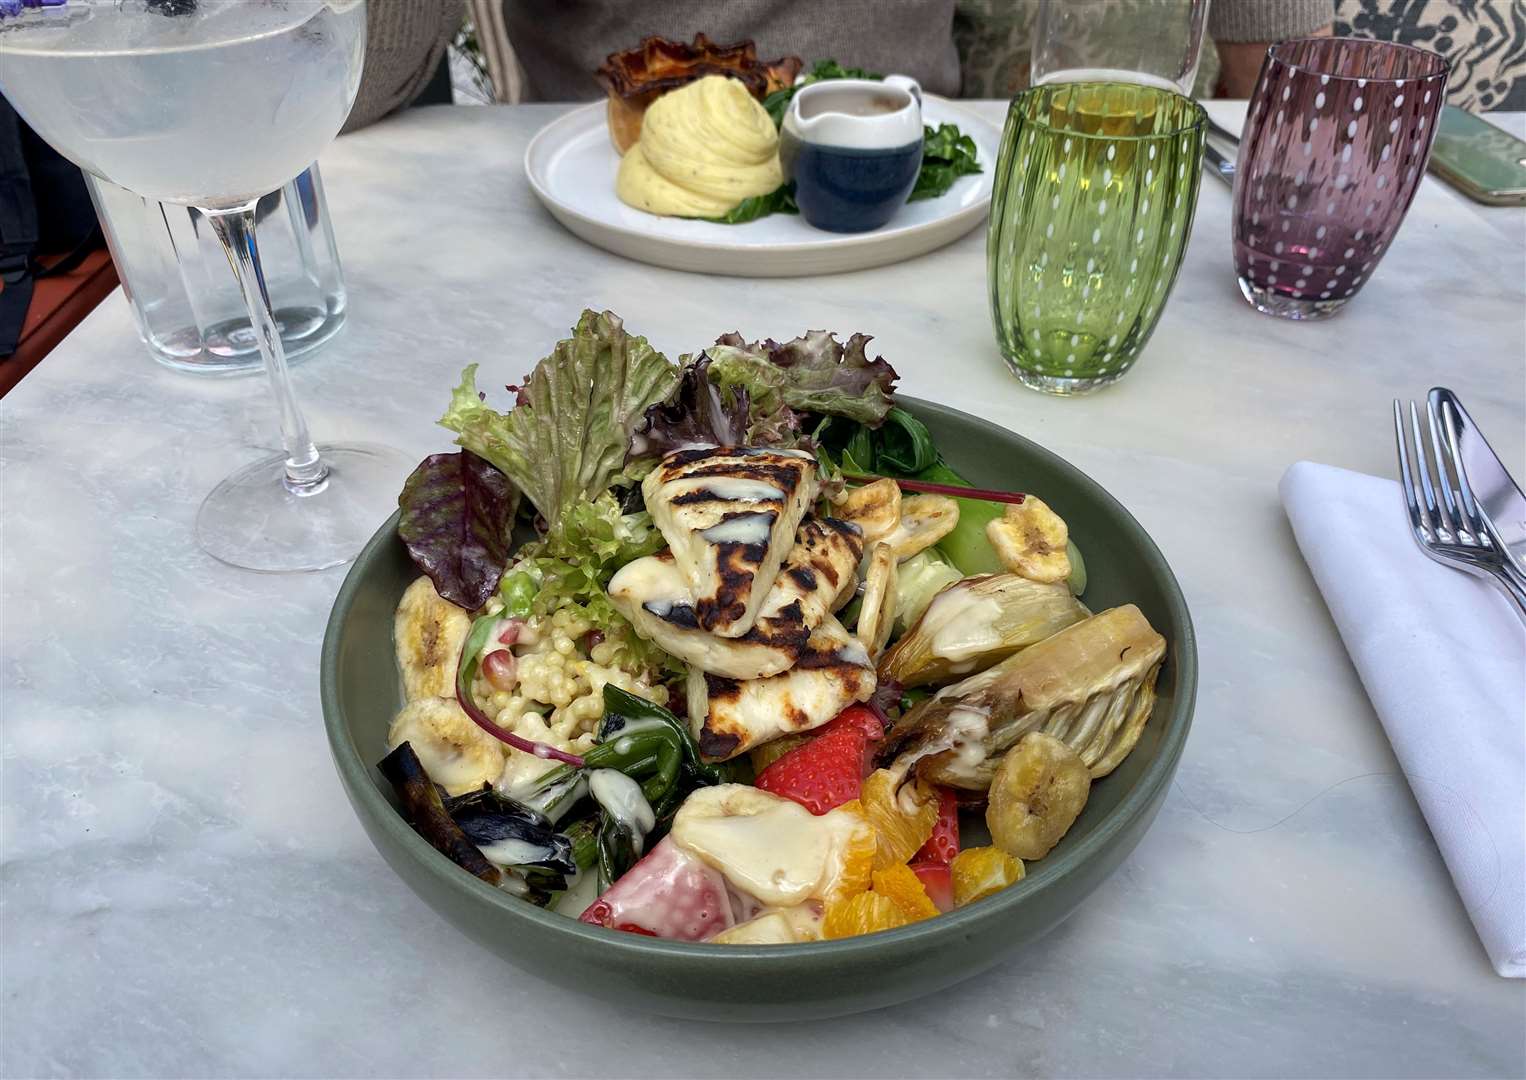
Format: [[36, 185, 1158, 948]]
[[844, 472, 1027, 505]]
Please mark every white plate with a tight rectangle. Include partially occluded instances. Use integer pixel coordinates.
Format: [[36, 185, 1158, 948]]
[[524, 97, 1002, 277]]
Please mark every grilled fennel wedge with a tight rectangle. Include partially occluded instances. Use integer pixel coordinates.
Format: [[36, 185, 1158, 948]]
[[886, 605, 1165, 790], [878, 573, 1088, 689]]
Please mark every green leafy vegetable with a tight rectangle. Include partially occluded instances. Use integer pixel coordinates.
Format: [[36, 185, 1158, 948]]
[[894, 548, 964, 631], [762, 58, 884, 126], [498, 570, 536, 619], [909, 123, 983, 202], [818, 407, 937, 476], [913, 462, 1006, 575], [523, 686, 749, 885], [497, 495, 675, 679], [439, 310, 680, 535], [706, 184, 798, 224], [706, 329, 899, 427], [1065, 539, 1088, 596], [396, 450, 520, 610]]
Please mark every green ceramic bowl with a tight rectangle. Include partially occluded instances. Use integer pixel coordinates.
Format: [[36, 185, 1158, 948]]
[[321, 398, 1196, 1022]]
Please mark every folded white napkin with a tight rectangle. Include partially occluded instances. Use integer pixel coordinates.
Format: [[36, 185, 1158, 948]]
[[1281, 461, 1525, 978]]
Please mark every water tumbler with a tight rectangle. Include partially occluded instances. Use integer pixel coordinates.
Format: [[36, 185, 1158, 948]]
[[988, 82, 1206, 395], [88, 163, 346, 374]]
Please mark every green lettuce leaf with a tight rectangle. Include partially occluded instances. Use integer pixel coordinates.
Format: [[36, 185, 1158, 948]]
[[705, 329, 899, 427], [440, 310, 679, 532]]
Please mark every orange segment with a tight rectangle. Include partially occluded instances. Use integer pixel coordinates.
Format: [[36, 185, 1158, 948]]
[[855, 769, 939, 870], [818, 807, 877, 905], [822, 890, 911, 939], [950, 846, 1025, 908], [871, 864, 940, 922]]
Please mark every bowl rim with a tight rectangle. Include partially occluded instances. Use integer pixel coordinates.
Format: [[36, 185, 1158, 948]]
[[321, 396, 1197, 963]]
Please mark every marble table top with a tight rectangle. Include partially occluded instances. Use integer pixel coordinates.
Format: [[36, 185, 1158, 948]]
[[3, 101, 1523, 1079]]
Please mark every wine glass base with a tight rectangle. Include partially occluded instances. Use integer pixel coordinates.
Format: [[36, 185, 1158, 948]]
[[196, 443, 414, 573], [1237, 277, 1350, 321], [1002, 359, 1132, 396]]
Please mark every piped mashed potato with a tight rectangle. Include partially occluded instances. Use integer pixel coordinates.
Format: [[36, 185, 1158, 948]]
[[615, 74, 783, 218]]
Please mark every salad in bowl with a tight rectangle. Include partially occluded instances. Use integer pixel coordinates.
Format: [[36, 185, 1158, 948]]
[[378, 310, 1166, 946]]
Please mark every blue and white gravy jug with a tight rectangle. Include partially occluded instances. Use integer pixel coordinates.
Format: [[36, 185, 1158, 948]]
[[780, 75, 924, 233]]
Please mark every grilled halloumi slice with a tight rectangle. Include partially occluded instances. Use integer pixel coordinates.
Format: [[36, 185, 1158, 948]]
[[643, 447, 819, 638], [394, 575, 473, 701], [686, 615, 877, 761], [609, 517, 864, 681]]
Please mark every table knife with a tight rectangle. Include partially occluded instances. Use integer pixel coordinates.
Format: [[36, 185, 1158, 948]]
[[1431, 387, 1526, 581]]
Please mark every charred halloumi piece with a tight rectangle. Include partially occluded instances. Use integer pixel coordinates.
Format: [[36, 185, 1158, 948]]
[[608, 517, 864, 681], [686, 614, 877, 761], [643, 447, 819, 638]]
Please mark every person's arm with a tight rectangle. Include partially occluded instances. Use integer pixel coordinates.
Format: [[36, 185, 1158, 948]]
[[1209, 0, 1333, 98], [342, 0, 466, 133]]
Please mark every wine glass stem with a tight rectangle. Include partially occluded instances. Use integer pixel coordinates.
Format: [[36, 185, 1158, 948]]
[[203, 202, 329, 494]]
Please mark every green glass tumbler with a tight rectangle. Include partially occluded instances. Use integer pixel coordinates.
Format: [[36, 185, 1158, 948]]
[[988, 83, 1207, 394]]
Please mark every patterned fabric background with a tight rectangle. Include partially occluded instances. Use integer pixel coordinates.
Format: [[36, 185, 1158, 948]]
[[955, 0, 1526, 111], [1334, 0, 1526, 110]]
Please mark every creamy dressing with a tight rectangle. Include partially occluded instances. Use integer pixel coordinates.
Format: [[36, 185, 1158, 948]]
[[671, 785, 868, 908], [477, 836, 558, 868], [700, 512, 775, 546], [835, 637, 873, 670], [891, 704, 992, 789], [922, 591, 1007, 661], [588, 769, 657, 853], [665, 476, 786, 503], [946, 707, 993, 773], [554, 866, 602, 919], [709, 903, 823, 945]]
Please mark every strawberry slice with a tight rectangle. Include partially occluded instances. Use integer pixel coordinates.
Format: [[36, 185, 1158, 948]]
[[578, 837, 736, 941], [754, 705, 884, 815], [910, 861, 954, 914], [911, 785, 960, 865]]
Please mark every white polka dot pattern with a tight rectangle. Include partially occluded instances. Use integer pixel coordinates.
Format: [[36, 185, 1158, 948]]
[[988, 83, 1205, 390], [1230, 38, 1448, 317]]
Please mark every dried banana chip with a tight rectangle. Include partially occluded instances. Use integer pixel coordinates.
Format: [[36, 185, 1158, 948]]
[[884, 494, 959, 560], [986, 496, 1070, 584], [855, 542, 898, 659], [831, 478, 901, 543], [986, 732, 1091, 860]]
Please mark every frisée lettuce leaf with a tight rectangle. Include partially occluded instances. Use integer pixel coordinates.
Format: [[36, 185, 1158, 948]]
[[496, 494, 678, 679], [705, 329, 899, 427]]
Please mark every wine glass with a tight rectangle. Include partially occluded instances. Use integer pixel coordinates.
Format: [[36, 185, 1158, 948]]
[[0, 0, 410, 572]]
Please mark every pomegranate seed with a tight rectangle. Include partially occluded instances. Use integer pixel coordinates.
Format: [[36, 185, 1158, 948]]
[[482, 649, 517, 691]]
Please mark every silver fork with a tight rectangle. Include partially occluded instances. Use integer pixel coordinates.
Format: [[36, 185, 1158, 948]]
[[1394, 399, 1526, 620]]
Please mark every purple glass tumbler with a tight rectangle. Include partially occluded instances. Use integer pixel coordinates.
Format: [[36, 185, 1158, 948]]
[[1232, 39, 1448, 320]]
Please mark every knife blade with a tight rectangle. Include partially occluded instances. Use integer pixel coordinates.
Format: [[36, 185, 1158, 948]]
[[1202, 139, 1236, 187], [1430, 387, 1526, 581]]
